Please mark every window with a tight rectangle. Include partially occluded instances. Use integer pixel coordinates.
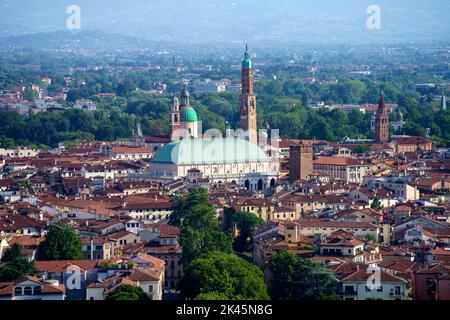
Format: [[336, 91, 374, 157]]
[[33, 286, 41, 295], [395, 286, 401, 295], [377, 286, 383, 292], [14, 287, 23, 296], [344, 286, 355, 294]]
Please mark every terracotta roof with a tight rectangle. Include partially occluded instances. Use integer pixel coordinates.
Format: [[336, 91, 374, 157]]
[[378, 260, 418, 273], [414, 264, 450, 274], [144, 136, 171, 144], [129, 253, 165, 282], [0, 276, 65, 296], [122, 201, 174, 210], [87, 275, 136, 290], [313, 157, 365, 166], [391, 136, 431, 145], [342, 270, 407, 283], [0, 215, 45, 232], [35, 260, 100, 272], [111, 146, 153, 154], [296, 219, 377, 229], [146, 244, 182, 254], [7, 235, 45, 247], [81, 236, 113, 245], [107, 230, 136, 240], [431, 248, 450, 256]]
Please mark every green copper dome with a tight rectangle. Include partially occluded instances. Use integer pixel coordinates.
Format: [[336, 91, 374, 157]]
[[152, 138, 269, 165], [184, 107, 198, 122], [242, 45, 252, 69]]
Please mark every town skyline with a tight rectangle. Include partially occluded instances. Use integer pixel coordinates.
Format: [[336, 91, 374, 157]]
[[0, 0, 449, 310]]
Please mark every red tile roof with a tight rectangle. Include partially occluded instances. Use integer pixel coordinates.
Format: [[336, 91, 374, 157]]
[[342, 270, 407, 283]]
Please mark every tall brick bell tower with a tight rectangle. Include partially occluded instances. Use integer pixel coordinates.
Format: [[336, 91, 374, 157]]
[[240, 45, 258, 145], [375, 92, 389, 143]]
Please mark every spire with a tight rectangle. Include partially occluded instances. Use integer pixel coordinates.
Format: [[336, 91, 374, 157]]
[[242, 44, 251, 69], [180, 84, 190, 106], [377, 92, 386, 113], [137, 122, 142, 137], [397, 107, 403, 121], [441, 92, 447, 111]]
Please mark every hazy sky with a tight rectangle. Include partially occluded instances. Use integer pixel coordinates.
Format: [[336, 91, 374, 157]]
[[0, 0, 449, 43]]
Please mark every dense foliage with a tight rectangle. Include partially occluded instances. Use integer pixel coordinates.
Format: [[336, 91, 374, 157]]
[[37, 223, 84, 261], [0, 243, 37, 282], [106, 284, 149, 300], [179, 251, 269, 300], [268, 250, 339, 300], [224, 208, 265, 252], [1, 79, 449, 147], [179, 203, 233, 264]]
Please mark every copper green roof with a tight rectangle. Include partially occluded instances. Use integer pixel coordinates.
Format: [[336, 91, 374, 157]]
[[151, 138, 269, 165], [242, 44, 252, 69], [183, 107, 198, 122]]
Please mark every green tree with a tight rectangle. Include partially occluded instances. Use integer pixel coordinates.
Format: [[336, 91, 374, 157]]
[[269, 250, 338, 300], [174, 189, 233, 264], [23, 86, 37, 101], [225, 208, 265, 252], [353, 145, 372, 154], [180, 204, 232, 264], [364, 233, 378, 243], [170, 187, 210, 226], [194, 292, 230, 300], [106, 284, 149, 300], [370, 197, 383, 210], [37, 223, 83, 260], [179, 251, 269, 300], [0, 243, 37, 282]]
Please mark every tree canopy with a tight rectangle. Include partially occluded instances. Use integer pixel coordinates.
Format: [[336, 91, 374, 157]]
[[224, 208, 265, 252], [180, 203, 233, 264], [268, 250, 339, 300], [179, 251, 269, 300], [37, 223, 84, 261], [106, 284, 149, 300], [0, 243, 37, 282]]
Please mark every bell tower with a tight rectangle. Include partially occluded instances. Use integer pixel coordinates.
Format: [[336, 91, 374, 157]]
[[374, 93, 389, 143], [239, 45, 257, 145], [169, 95, 180, 140]]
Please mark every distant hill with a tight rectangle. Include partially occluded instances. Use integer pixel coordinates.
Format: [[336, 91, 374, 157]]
[[0, 0, 449, 44], [0, 30, 161, 50]]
